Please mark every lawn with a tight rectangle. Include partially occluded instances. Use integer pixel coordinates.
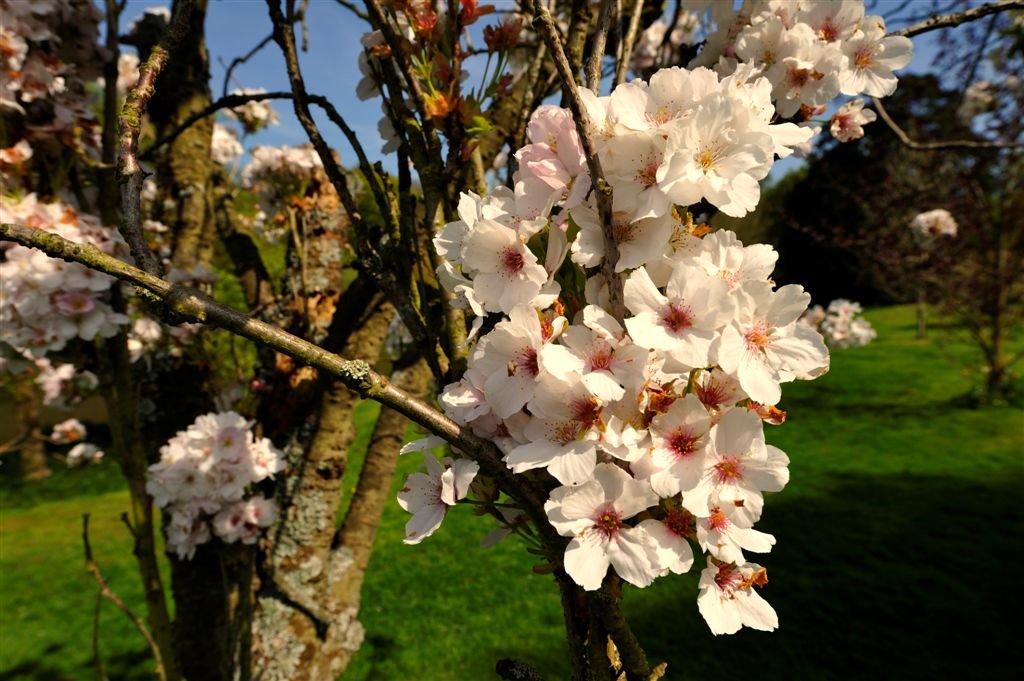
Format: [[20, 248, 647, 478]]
[[1, 305, 1021, 680]]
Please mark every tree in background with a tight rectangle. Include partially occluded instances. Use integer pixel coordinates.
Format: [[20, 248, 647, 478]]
[[766, 23, 1022, 404]]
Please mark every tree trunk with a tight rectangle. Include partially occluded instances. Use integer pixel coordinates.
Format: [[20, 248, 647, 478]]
[[14, 379, 49, 481], [326, 357, 433, 673], [251, 300, 394, 681]]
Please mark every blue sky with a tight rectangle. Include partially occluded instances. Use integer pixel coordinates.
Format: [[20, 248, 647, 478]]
[[116, 0, 951, 179]]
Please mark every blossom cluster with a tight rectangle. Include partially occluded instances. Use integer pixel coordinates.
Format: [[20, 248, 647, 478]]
[[692, 0, 913, 122], [49, 418, 105, 467], [0, 0, 106, 148], [242, 144, 324, 212], [631, 10, 700, 73], [146, 412, 285, 560], [224, 87, 281, 135], [400, 65, 834, 635], [32, 358, 99, 407], [802, 299, 876, 348], [357, 23, 414, 154], [909, 208, 958, 241], [0, 194, 128, 356], [211, 123, 245, 166]]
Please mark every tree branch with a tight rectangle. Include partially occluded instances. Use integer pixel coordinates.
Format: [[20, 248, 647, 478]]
[[0, 221, 562, 552], [888, 0, 1024, 37], [118, 0, 194, 276], [334, 0, 369, 22], [615, 0, 645, 88], [221, 33, 274, 97], [586, 0, 617, 93], [531, 0, 625, 322], [142, 91, 292, 159], [872, 96, 1023, 150]]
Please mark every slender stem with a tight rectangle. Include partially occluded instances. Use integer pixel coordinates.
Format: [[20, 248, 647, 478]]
[[889, 0, 1024, 37], [531, 0, 625, 322], [614, 0, 644, 88], [118, 0, 195, 276], [586, 0, 617, 93], [872, 96, 1023, 150], [82, 514, 167, 681]]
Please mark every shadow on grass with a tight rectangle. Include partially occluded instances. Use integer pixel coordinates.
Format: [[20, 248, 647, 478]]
[[621, 472, 1024, 680], [0, 641, 152, 681]]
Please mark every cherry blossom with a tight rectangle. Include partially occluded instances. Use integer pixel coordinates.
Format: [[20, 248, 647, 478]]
[[697, 560, 778, 635], [397, 455, 479, 545], [545, 463, 660, 590]]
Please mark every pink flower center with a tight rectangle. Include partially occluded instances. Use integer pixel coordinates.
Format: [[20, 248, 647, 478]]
[[593, 506, 623, 538], [819, 19, 840, 42], [55, 291, 96, 315], [569, 396, 602, 426], [588, 346, 613, 371], [645, 106, 676, 127], [551, 420, 583, 445], [697, 380, 728, 409], [613, 216, 637, 243], [513, 347, 539, 377], [714, 564, 740, 592], [707, 506, 729, 531], [744, 320, 773, 351], [713, 456, 744, 484], [635, 162, 659, 188], [855, 46, 875, 70], [664, 508, 693, 537], [668, 428, 700, 459], [501, 247, 525, 275], [661, 303, 693, 333]]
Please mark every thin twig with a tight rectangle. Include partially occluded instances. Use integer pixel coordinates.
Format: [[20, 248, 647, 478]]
[[586, 0, 617, 93], [265, 0, 442, 377], [531, 0, 625, 322], [888, 0, 1024, 37], [872, 96, 1023, 150], [334, 0, 369, 21], [221, 33, 274, 97], [614, 0, 644, 87], [82, 514, 167, 681], [142, 91, 292, 157], [118, 0, 194, 276], [92, 590, 109, 681]]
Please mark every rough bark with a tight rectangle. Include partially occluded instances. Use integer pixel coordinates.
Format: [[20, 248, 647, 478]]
[[251, 299, 395, 681], [147, 0, 216, 270], [326, 357, 433, 673]]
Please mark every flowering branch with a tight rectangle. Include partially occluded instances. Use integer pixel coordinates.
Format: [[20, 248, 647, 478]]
[[118, 0, 194, 276], [872, 96, 1023, 149], [889, 0, 1024, 37], [531, 0, 625, 322]]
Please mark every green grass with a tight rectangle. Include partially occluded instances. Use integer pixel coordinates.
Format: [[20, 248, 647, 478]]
[[2, 306, 1021, 680]]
